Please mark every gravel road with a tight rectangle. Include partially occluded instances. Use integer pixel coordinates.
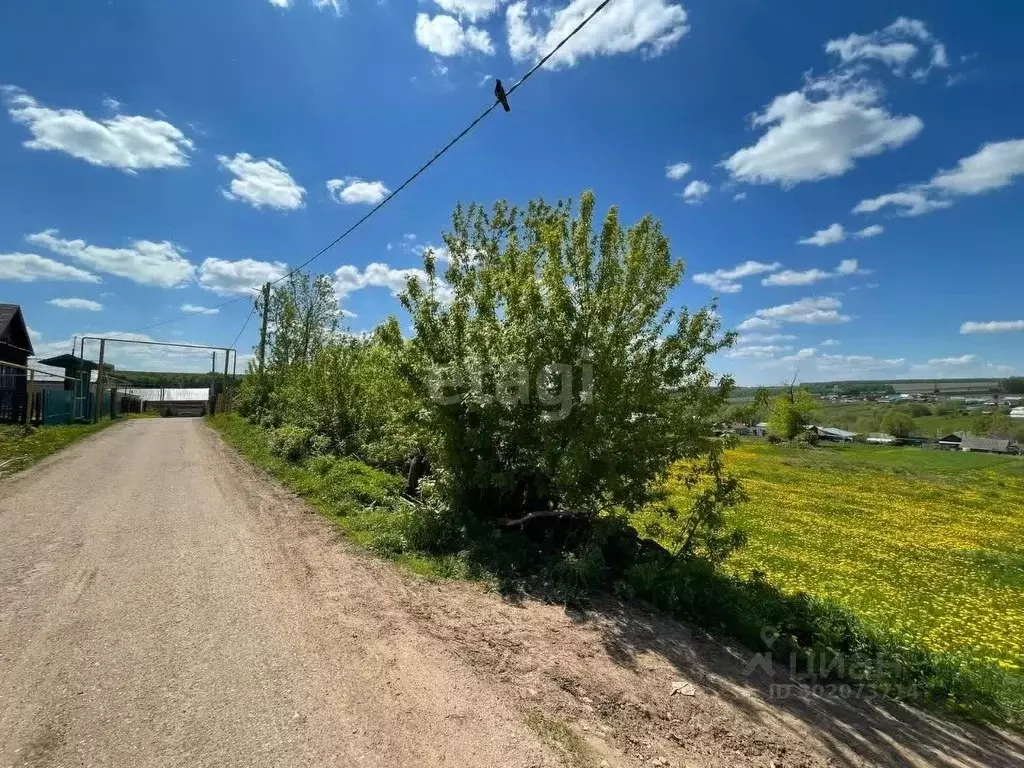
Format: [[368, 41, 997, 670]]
[[0, 418, 554, 768]]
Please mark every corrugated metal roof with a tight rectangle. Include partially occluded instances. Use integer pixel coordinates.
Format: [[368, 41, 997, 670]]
[[960, 435, 1013, 453]]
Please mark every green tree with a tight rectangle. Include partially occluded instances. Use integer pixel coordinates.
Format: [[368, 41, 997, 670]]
[[1001, 377, 1024, 394], [880, 410, 915, 437], [267, 272, 340, 370], [972, 412, 1015, 439], [766, 380, 817, 440], [931, 400, 959, 416], [399, 191, 739, 531]]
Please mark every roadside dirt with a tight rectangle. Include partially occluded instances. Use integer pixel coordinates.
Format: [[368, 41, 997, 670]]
[[2, 418, 1021, 767]]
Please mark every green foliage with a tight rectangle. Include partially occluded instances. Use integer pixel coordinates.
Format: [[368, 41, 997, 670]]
[[972, 412, 1020, 440], [399, 191, 736, 524], [766, 387, 817, 440], [902, 402, 932, 418], [269, 424, 314, 461], [1003, 377, 1024, 395], [880, 410, 916, 437], [931, 400, 959, 416]]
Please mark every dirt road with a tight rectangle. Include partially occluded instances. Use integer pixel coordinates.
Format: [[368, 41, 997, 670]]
[[2, 418, 1022, 768], [0, 419, 553, 768]]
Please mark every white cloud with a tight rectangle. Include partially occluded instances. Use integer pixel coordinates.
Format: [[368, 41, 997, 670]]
[[738, 296, 851, 330], [665, 161, 691, 180], [987, 363, 1017, 375], [762, 259, 866, 287], [180, 304, 220, 315], [928, 139, 1024, 195], [817, 354, 906, 373], [824, 17, 946, 77], [736, 332, 796, 344], [780, 347, 817, 363], [798, 222, 846, 246], [198, 257, 288, 295], [854, 224, 884, 238], [269, 0, 345, 13], [0, 252, 100, 283], [326, 177, 390, 205], [854, 139, 1024, 218], [852, 189, 952, 217], [506, 0, 688, 69], [26, 229, 195, 288], [333, 262, 452, 301], [927, 354, 977, 367], [761, 268, 831, 287], [723, 74, 922, 187], [48, 298, 102, 311], [434, 0, 502, 22], [102, 97, 121, 111], [3, 86, 193, 173], [961, 320, 1024, 334], [217, 153, 305, 210], [415, 13, 495, 56], [821, 338, 841, 346], [692, 260, 780, 293], [726, 345, 791, 359], [681, 179, 710, 204], [835, 259, 860, 275], [732, 192, 747, 201]]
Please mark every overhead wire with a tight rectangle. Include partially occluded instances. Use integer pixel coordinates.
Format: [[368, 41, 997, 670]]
[[129, 0, 616, 344]]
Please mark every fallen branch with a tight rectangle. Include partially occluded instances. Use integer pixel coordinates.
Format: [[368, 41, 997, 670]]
[[497, 508, 592, 527]]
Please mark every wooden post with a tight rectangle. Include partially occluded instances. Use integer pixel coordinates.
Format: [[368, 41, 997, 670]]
[[211, 351, 216, 415], [257, 282, 270, 373], [93, 339, 106, 423], [25, 368, 36, 426], [232, 350, 238, 378]]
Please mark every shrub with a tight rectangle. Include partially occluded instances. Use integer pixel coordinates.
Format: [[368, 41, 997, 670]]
[[880, 411, 915, 437], [399, 191, 739, 535], [269, 424, 313, 461]]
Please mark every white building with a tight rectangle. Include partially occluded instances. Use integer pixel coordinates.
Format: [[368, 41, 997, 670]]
[[1011, 406, 1024, 420]]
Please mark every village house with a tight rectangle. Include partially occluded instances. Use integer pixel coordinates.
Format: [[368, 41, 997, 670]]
[[0, 304, 33, 423]]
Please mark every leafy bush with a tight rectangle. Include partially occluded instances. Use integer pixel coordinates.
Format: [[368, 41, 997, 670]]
[[399, 191, 737, 530], [902, 402, 932, 418], [881, 410, 915, 437], [269, 424, 313, 461]]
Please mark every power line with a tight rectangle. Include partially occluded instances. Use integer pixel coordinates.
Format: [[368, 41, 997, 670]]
[[129, 0, 614, 338], [228, 303, 257, 350]]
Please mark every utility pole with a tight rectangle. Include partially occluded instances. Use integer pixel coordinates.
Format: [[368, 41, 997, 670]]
[[210, 351, 216, 414], [93, 339, 106, 423], [257, 282, 270, 374]]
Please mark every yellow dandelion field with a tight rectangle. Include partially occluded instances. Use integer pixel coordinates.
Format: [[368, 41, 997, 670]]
[[686, 442, 1023, 670]]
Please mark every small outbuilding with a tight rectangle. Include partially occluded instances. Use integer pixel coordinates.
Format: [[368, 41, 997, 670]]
[[810, 426, 857, 443], [938, 432, 965, 450], [960, 435, 1017, 455]]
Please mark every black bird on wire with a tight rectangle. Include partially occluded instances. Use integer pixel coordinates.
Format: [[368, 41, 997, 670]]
[[494, 79, 510, 112]]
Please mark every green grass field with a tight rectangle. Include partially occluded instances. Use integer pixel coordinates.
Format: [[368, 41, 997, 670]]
[[713, 441, 1024, 671]]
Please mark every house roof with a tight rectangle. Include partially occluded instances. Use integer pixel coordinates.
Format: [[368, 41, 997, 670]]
[[938, 433, 963, 442], [960, 435, 1014, 454], [0, 303, 34, 356], [38, 353, 101, 371], [814, 426, 857, 438]]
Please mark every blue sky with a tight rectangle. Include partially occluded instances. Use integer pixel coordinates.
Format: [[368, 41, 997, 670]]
[[1, 0, 1022, 384]]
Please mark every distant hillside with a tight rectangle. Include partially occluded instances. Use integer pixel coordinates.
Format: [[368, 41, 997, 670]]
[[113, 370, 245, 390], [732, 377, 1019, 401]]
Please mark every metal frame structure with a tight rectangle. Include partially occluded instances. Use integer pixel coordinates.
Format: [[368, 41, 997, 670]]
[[77, 336, 239, 423]]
